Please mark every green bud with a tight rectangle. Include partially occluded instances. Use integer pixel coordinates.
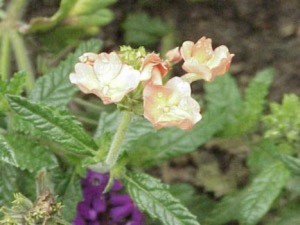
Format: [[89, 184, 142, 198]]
[[69, 0, 117, 16], [118, 46, 147, 69]]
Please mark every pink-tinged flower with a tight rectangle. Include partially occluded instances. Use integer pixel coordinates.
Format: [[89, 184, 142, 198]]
[[166, 47, 182, 63], [180, 37, 234, 82], [70, 52, 140, 104], [143, 77, 201, 130], [140, 53, 169, 85]]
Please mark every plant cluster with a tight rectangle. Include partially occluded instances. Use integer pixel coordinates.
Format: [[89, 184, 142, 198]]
[[0, 1, 299, 225]]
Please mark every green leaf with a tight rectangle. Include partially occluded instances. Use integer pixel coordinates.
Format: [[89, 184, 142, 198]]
[[6, 71, 26, 95], [278, 154, 300, 176], [240, 161, 290, 225], [0, 162, 19, 206], [204, 73, 242, 118], [59, 171, 82, 221], [7, 95, 97, 156], [169, 183, 215, 223], [0, 134, 58, 172], [122, 12, 171, 47], [266, 201, 300, 225], [204, 192, 243, 225], [124, 172, 200, 225], [30, 39, 102, 107], [263, 94, 300, 143], [222, 68, 274, 136]]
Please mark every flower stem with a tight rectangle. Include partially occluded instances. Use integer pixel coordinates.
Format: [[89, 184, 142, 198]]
[[10, 30, 35, 91], [105, 111, 132, 168], [0, 33, 11, 80]]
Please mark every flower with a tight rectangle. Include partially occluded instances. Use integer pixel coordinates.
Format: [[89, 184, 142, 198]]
[[143, 77, 201, 130], [180, 37, 234, 82], [73, 170, 145, 225], [70, 52, 140, 104], [140, 53, 169, 85], [165, 47, 182, 63]]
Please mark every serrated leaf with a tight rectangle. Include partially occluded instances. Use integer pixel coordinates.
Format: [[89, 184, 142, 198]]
[[169, 183, 215, 223], [124, 172, 200, 225], [30, 39, 102, 107], [0, 162, 19, 206], [222, 68, 274, 137], [240, 161, 290, 225], [278, 154, 300, 176], [266, 201, 300, 225], [205, 192, 243, 225], [204, 73, 242, 117], [61, 174, 82, 221], [122, 12, 171, 47], [263, 94, 300, 143], [0, 134, 58, 172], [7, 95, 97, 155], [6, 71, 26, 95]]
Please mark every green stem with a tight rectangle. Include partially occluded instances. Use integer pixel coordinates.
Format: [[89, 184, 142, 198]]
[[105, 111, 132, 168], [9, 30, 34, 91], [0, 33, 11, 80], [7, 0, 27, 21], [74, 97, 104, 112]]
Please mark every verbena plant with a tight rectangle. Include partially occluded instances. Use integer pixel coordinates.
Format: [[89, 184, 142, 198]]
[[0, 1, 299, 225]]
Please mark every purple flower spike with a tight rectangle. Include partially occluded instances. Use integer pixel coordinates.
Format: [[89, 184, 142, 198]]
[[110, 204, 134, 222], [92, 197, 106, 213], [73, 170, 145, 225], [110, 193, 132, 206], [77, 201, 97, 221]]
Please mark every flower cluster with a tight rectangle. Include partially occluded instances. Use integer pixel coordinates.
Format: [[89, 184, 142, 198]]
[[70, 37, 233, 130], [74, 170, 144, 225]]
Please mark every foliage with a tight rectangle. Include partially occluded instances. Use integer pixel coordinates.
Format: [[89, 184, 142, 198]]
[[263, 94, 300, 144], [122, 12, 172, 47], [0, 1, 299, 225]]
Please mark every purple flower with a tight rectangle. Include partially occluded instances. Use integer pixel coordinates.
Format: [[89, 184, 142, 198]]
[[73, 170, 145, 225]]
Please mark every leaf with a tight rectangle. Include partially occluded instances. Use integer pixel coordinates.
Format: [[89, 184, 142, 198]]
[[30, 39, 102, 107], [59, 171, 82, 221], [263, 94, 300, 143], [0, 162, 19, 206], [278, 154, 300, 176], [124, 172, 200, 225], [122, 12, 171, 47], [204, 73, 242, 118], [222, 68, 274, 136], [169, 183, 215, 223], [267, 201, 300, 225], [0, 134, 58, 172], [7, 95, 97, 156], [6, 71, 27, 95], [204, 192, 243, 225], [240, 161, 290, 225]]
